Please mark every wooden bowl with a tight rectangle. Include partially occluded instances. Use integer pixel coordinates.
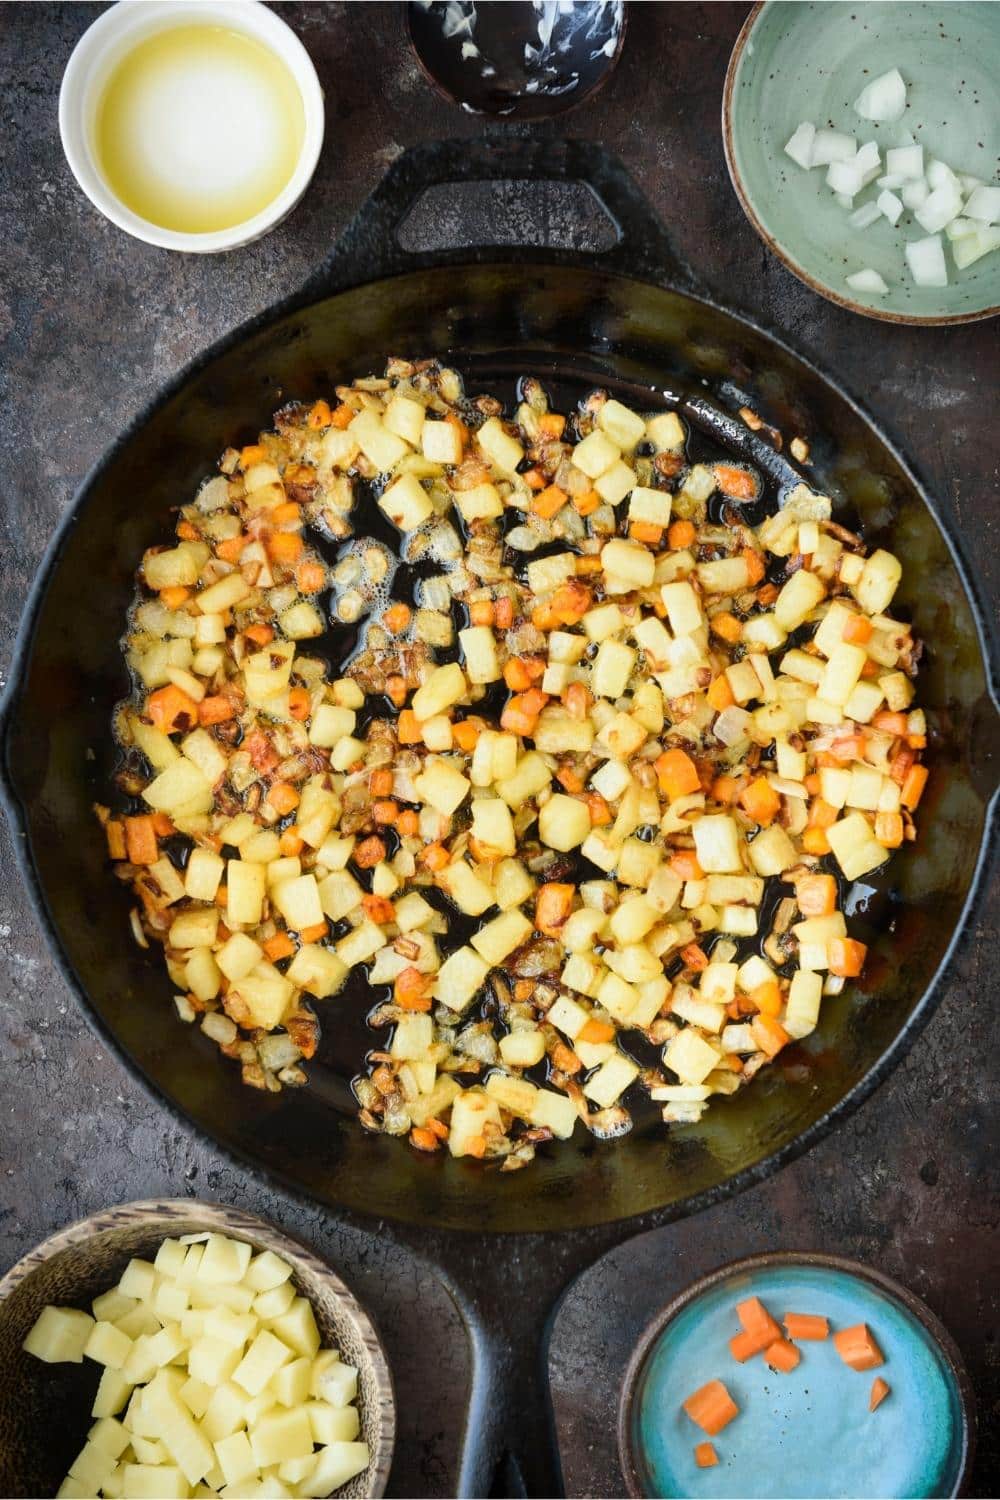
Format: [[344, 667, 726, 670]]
[[0, 1199, 395, 1499]]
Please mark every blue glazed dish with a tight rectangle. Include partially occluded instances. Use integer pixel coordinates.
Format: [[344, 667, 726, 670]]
[[619, 1253, 974, 1499]]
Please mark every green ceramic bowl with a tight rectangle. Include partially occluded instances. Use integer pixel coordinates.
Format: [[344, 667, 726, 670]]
[[723, 2, 1000, 324]]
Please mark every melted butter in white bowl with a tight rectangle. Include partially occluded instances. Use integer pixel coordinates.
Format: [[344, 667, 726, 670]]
[[59, 2, 325, 252], [95, 25, 306, 235]]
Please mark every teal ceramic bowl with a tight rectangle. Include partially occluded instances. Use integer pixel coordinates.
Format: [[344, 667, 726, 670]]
[[618, 1253, 975, 1499], [723, 2, 1000, 323]]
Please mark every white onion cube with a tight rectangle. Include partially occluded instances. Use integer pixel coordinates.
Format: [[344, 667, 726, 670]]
[[854, 68, 907, 122], [877, 189, 903, 227], [927, 158, 960, 192], [952, 226, 1000, 269], [901, 179, 929, 210], [784, 121, 816, 169], [826, 160, 864, 198], [846, 268, 889, 294], [915, 183, 964, 234], [905, 234, 948, 287], [811, 128, 857, 166], [944, 217, 979, 241], [886, 144, 923, 180], [856, 147, 882, 186], [965, 185, 1000, 224]]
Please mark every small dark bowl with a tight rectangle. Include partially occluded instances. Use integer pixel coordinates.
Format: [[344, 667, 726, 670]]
[[618, 1251, 975, 1499], [407, 0, 627, 119], [0, 1199, 395, 1500]]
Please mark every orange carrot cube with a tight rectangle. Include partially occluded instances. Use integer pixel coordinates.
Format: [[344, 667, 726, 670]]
[[828, 938, 867, 978], [535, 883, 574, 936], [833, 1323, 884, 1371], [739, 776, 782, 827], [869, 1376, 891, 1411], [763, 1337, 801, 1373], [842, 614, 873, 645], [795, 873, 837, 917], [750, 1013, 790, 1058], [782, 1313, 829, 1341], [682, 1379, 739, 1437], [655, 747, 702, 801]]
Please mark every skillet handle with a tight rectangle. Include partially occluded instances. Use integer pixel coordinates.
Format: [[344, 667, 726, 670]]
[[301, 135, 703, 299], [441, 1263, 568, 1499]]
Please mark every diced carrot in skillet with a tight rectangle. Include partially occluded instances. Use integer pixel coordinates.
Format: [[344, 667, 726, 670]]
[[655, 747, 702, 800], [694, 1442, 719, 1469], [146, 683, 199, 734], [124, 815, 158, 866], [535, 883, 574, 936], [794, 874, 837, 917], [828, 937, 867, 978], [715, 464, 758, 500]]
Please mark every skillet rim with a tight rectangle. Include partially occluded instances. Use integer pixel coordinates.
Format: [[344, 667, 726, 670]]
[[1, 256, 997, 1236]]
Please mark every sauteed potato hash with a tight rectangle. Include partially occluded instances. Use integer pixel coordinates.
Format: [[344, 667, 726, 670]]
[[97, 360, 928, 1168]]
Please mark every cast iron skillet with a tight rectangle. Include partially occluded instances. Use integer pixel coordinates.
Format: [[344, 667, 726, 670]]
[[2, 139, 998, 1242]]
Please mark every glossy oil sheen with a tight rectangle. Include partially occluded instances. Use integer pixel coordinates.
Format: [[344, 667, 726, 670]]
[[93, 25, 304, 234], [628, 1264, 965, 1498], [728, 2, 1000, 320], [3, 239, 996, 1231]]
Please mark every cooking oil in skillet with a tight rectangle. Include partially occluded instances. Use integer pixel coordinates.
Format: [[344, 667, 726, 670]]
[[93, 25, 305, 234]]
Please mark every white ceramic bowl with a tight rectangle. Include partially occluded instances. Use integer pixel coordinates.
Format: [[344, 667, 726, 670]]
[[59, 0, 325, 253]]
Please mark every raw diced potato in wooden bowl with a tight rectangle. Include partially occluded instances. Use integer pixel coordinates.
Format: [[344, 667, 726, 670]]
[[96, 361, 929, 1172], [0, 1202, 394, 1500]]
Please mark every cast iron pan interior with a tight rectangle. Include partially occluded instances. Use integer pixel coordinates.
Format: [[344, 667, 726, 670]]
[[2, 142, 997, 1233]]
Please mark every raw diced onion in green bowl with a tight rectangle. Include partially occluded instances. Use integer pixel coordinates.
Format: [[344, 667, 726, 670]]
[[724, 1, 1000, 321]]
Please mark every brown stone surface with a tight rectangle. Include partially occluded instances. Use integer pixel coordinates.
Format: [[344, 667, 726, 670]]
[[0, 4, 996, 1496]]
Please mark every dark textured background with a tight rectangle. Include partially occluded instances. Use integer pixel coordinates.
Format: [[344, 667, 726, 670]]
[[0, 4, 996, 1497]]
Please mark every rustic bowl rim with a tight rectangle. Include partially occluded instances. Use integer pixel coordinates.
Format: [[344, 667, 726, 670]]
[[722, 1, 1000, 327], [616, 1248, 976, 1499], [0, 1196, 395, 1500]]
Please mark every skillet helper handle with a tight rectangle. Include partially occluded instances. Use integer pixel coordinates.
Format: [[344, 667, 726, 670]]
[[969, 690, 1000, 807], [307, 135, 702, 296]]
